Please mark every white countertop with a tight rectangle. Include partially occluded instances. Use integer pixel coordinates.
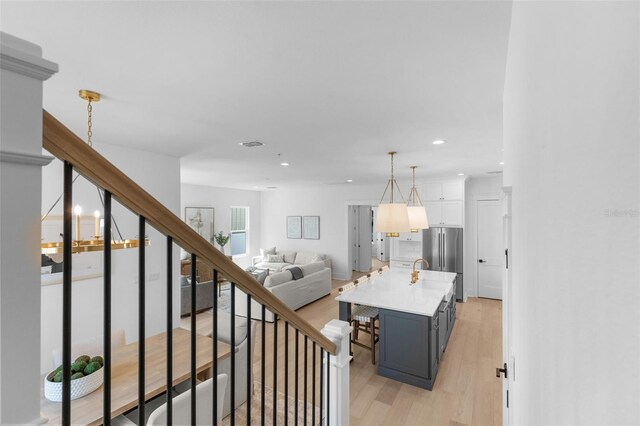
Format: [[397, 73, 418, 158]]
[[335, 268, 455, 317]]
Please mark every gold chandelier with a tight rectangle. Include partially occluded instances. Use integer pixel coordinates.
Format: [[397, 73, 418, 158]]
[[41, 90, 149, 255], [407, 166, 429, 232], [375, 152, 410, 237]]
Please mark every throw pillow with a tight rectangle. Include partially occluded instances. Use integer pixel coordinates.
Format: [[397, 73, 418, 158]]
[[260, 246, 277, 261], [267, 254, 284, 263], [255, 269, 269, 285]]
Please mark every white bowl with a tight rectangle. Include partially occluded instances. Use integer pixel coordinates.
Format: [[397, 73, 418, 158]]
[[44, 366, 103, 402]]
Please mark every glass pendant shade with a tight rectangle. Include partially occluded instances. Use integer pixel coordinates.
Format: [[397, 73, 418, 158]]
[[407, 205, 429, 232], [376, 203, 411, 236]]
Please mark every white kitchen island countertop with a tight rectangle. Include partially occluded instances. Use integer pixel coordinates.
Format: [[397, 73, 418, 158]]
[[335, 268, 455, 317]]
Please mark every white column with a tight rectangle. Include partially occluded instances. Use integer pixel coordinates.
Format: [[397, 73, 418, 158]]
[[0, 32, 57, 424], [321, 319, 352, 426]]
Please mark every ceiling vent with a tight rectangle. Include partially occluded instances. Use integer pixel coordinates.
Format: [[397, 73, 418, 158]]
[[266, 186, 277, 189], [487, 170, 503, 174], [239, 141, 264, 148]]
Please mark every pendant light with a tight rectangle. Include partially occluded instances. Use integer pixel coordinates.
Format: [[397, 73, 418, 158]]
[[407, 166, 429, 232], [376, 152, 410, 237], [41, 90, 149, 255]]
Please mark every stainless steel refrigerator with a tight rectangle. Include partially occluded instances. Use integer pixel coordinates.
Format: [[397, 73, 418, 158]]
[[422, 227, 464, 301]]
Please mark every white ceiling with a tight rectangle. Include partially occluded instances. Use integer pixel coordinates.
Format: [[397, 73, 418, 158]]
[[2, 1, 512, 190]]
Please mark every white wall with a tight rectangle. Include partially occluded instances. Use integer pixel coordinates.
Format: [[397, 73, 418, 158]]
[[40, 142, 181, 373], [503, 2, 639, 424], [260, 183, 412, 280], [464, 175, 503, 298], [181, 183, 261, 269]]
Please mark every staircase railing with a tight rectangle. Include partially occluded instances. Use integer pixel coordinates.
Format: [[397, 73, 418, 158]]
[[42, 110, 345, 425]]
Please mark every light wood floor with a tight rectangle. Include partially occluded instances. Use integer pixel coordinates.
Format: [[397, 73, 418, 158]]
[[182, 274, 502, 426]]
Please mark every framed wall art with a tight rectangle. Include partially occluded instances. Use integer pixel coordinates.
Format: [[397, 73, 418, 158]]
[[185, 207, 215, 242], [303, 216, 320, 240], [286, 216, 302, 239]]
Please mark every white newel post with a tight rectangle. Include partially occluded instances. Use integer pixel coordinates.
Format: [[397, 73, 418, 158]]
[[0, 32, 58, 424], [321, 319, 352, 426]]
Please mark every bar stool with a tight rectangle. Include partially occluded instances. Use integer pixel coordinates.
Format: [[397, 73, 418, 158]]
[[349, 276, 380, 364]]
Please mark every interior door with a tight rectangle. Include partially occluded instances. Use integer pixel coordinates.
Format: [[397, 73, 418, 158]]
[[356, 206, 373, 272], [477, 199, 503, 299]]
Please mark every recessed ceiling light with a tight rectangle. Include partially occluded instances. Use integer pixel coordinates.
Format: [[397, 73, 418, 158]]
[[457, 173, 464, 176], [432, 140, 446, 145], [346, 179, 353, 183], [239, 141, 264, 148], [499, 161, 504, 165], [280, 162, 290, 167]]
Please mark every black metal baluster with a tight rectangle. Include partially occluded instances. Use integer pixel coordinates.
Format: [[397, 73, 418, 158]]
[[246, 294, 252, 425], [326, 351, 330, 426], [312, 342, 316, 426], [319, 349, 324, 426], [260, 305, 266, 426], [212, 269, 218, 425], [295, 330, 299, 426], [273, 315, 278, 425], [284, 322, 289, 426], [62, 161, 72, 425], [138, 216, 146, 425], [190, 254, 197, 424], [103, 191, 112, 425], [304, 336, 308, 425], [166, 237, 173, 425], [230, 283, 236, 426]]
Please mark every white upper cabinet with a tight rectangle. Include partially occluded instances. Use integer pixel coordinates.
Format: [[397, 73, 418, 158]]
[[441, 181, 464, 200], [422, 179, 466, 227], [422, 180, 464, 201], [423, 182, 444, 201], [441, 201, 464, 226], [425, 201, 442, 226]]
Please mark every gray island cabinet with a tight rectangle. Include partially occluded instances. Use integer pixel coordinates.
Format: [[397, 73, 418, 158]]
[[336, 268, 457, 390], [378, 308, 441, 390]]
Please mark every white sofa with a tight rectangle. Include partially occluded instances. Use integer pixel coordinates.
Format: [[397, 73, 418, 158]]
[[235, 261, 331, 322], [252, 249, 331, 272]]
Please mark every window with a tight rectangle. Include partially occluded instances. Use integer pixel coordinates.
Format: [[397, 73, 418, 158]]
[[230, 207, 249, 256]]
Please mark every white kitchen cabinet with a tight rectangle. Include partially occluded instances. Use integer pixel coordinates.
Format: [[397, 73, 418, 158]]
[[398, 231, 422, 242], [390, 259, 415, 269], [422, 180, 464, 201], [425, 201, 442, 226], [423, 182, 444, 201], [441, 201, 463, 226], [425, 200, 463, 227], [441, 181, 464, 200]]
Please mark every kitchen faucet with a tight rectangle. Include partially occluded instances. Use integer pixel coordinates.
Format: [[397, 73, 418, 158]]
[[411, 258, 430, 284]]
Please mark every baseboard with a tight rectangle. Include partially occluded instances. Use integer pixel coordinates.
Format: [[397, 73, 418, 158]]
[[332, 272, 351, 281]]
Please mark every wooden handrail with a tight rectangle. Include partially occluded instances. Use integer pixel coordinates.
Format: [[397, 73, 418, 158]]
[[42, 110, 336, 355]]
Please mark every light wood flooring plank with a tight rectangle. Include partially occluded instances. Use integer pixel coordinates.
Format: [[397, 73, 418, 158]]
[[182, 273, 503, 426]]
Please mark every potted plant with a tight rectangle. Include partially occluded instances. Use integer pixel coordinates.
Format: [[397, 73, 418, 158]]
[[212, 231, 231, 256]]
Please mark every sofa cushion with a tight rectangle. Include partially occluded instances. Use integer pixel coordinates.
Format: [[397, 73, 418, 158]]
[[260, 246, 276, 261], [294, 251, 322, 265], [300, 261, 325, 276], [264, 270, 293, 288], [213, 312, 248, 346], [255, 262, 289, 271], [266, 254, 285, 263], [279, 250, 297, 264]]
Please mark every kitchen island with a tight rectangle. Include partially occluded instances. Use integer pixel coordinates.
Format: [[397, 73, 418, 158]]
[[336, 268, 457, 390]]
